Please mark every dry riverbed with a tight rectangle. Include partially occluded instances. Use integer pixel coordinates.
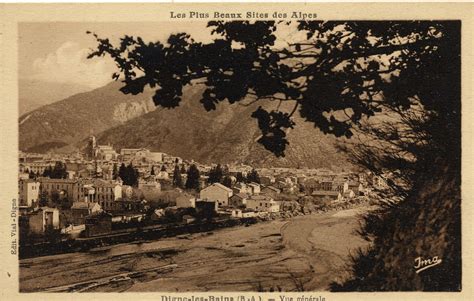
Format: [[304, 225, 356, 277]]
[[20, 206, 371, 292]]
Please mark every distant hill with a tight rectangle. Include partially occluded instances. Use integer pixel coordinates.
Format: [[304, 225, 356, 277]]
[[95, 86, 349, 169], [19, 82, 350, 169], [19, 79, 92, 115], [19, 81, 156, 153]]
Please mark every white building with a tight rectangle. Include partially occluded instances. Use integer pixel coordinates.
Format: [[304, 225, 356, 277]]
[[246, 195, 279, 213], [200, 183, 233, 207], [18, 179, 40, 208]]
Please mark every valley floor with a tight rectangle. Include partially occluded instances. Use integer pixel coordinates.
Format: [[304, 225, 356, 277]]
[[19, 206, 371, 292]]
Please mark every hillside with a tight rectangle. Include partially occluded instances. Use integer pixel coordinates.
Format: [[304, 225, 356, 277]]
[[19, 82, 349, 168], [19, 79, 91, 115], [19, 81, 156, 153], [95, 86, 349, 169]]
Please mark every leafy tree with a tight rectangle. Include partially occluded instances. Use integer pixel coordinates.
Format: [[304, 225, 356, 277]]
[[50, 191, 60, 207], [207, 164, 223, 184], [50, 161, 68, 179], [118, 163, 127, 182], [185, 164, 200, 191], [236, 172, 245, 183], [38, 190, 49, 207], [150, 165, 155, 176], [126, 163, 139, 186], [119, 162, 139, 186], [42, 166, 52, 178], [89, 21, 460, 290], [112, 163, 118, 179], [222, 175, 232, 188], [246, 168, 260, 184], [172, 164, 183, 188], [180, 164, 187, 174]]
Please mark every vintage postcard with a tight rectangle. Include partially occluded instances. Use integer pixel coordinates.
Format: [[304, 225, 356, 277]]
[[0, 2, 473, 301]]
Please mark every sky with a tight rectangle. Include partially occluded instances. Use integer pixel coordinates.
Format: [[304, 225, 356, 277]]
[[18, 21, 306, 110], [19, 22, 216, 91]]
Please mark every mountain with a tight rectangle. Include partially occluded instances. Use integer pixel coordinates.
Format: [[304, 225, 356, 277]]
[[19, 82, 350, 169], [19, 79, 92, 115], [94, 86, 349, 169], [19, 81, 156, 153]]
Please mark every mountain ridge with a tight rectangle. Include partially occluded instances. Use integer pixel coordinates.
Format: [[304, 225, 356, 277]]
[[19, 82, 350, 169]]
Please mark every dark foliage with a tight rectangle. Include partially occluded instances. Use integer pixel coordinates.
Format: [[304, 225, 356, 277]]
[[185, 164, 200, 191], [246, 168, 261, 184], [118, 162, 139, 186], [208, 164, 224, 184], [172, 164, 183, 188], [42, 161, 68, 179]]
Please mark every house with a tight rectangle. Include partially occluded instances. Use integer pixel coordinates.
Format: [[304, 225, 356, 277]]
[[18, 179, 40, 208], [28, 207, 60, 234], [311, 190, 341, 202], [229, 193, 249, 208], [176, 194, 196, 208], [84, 212, 113, 237], [247, 182, 261, 194], [195, 199, 218, 213], [261, 185, 281, 196], [242, 210, 257, 218], [138, 179, 161, 191], [94, 145, 118, 161], [259, 176, 275, 186], [231, 208, 243, 218], [148, 152, 164, 163], [155, 171, 169, 180], [39, 178, 84, 204], [342, 189, 356, 200], [246, 195, 279, 213], [71, 201, 102, 225], [182, 215, 196, 224], [200, 183, 233, 207], [232, 182, 252, 194], [345, 181, 363, 195]]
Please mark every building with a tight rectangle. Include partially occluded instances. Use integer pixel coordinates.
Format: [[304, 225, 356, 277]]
[[229, 193, 249, 208], [345, 181, 363, 195], [20, 162, 55, 175], [200, 183, 233, 207], [84, 212, 113, 237], [232, 182, 252, 195], [195, 199, 218, 213], [93, 180, 123, 209], [311, 190, 341, 202], [246, 195, 279, 213], [71, 202, 102, 225], [28, 207, 60, 234], [94, 145, 118, 161], [261, 185, 281, 196], [247, 183, 261, 194], [176, 194, 196, 208], [148, 152, 164, 162], [259, 176, 275, 186], [39, 178, 84, 204], [182, 215, 196, 224], [138, 179, 161, 191], [18, 179, 40, 208]]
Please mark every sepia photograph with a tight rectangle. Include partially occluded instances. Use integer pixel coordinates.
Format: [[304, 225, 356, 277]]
[[1, 3, 470, 297]]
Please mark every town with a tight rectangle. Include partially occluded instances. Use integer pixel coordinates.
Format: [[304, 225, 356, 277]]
[[18, 136, 386, 257]]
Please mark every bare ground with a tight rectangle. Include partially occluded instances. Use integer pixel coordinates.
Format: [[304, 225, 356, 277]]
[[19, 206, 370, 292]]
